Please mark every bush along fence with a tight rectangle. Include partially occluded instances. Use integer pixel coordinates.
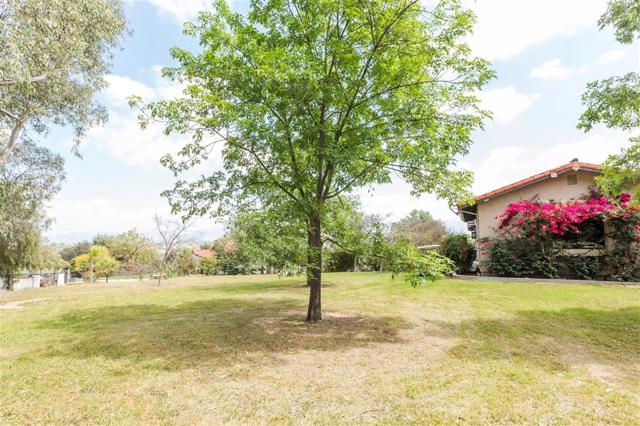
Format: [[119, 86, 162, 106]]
[[481, 193, 640, 281]]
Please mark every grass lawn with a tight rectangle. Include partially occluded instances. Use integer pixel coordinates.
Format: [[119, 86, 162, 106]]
[[0, 273, 639, 425]]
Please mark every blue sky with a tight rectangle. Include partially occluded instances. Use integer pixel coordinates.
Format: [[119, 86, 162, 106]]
[[44, 0, 638, 243]]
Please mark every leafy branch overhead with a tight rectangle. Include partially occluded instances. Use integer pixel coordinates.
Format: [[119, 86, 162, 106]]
[[579, 0, 640, 200]]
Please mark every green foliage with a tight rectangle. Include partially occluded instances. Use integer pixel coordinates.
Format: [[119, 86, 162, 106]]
[[603, 211, 640, 280], [361, 215, 390, 271], [390, 210, 448, 247], [598, 0, 640, 44], [94, 230, 158, 279], [213, 237, 246, 275], [486, 238, 559, 279], [579, 2, 640, 201], [73, 245, 119, 282], [135, 0, 492, 318], [228, 202, 306, 274], [173, 248, 198, 276], [199, 257, 218, 275], [389, 242, 455, 287], [596, 141, 640, 203], [439, 234, 475, 274], [566, 256, 601, 281], [34, 243, 68, 271], [0, 141, 64, 288], [0, 0, 127, 162], [60, 241, 92, 262]]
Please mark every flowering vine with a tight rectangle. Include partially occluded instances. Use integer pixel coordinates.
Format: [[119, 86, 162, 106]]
[[496, 193, 640, 240]]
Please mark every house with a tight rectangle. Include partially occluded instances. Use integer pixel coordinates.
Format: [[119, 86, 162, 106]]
[[458, 159, 603, 272], [192, 248, 216, 260]]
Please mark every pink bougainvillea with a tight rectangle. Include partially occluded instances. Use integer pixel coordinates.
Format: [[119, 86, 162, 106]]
[[497, 193, 640, 238]]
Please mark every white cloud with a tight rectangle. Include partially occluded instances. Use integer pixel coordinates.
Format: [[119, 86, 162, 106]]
[[47, 197, 224, 242], [596, 48, 628, 65], [95, 69, 195, 167], [357, 179, 464, 231], [530, 58, 587, 81], [478, 87, 540, 123], [103, 75, 157, 107], [471, 131, 630, 195], [465, 0, 607, 60], [88, 111, 187, 167], [138, 0, 214, 23], [103, 67, 184, 107]]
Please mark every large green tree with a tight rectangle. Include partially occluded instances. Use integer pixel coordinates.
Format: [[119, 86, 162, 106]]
[[0, 141, 65, 289], [578, 0, 640, 199], [0, 0, 126, 163], [136, 0, 492, 321]]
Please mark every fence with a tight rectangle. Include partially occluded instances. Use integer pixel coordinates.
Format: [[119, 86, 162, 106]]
[[0, 270, 70, 290]]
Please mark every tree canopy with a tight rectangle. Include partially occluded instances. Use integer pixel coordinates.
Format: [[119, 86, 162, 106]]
[[136, 0, 492, 321], [0, 0, 126, 163], [0, 141, 64, 289], [578, 0, 640, 199], [389, 209, 448, 247]]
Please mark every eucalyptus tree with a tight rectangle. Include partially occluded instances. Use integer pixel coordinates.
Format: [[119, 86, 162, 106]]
[[0, 0, 126, 163], [578, 0, 640, 199], [135, 0, 493, 321], [0, 142, 64, 289]]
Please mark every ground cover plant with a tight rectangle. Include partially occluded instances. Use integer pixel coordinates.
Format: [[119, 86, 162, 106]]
[[1, 273, 638, 425]]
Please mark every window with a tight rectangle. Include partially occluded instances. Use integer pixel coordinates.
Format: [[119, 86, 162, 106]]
[[567, 174, 578, 185]]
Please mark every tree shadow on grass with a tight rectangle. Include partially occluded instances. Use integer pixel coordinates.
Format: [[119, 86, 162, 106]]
[[36, 297, 410, 371], [429, 307, 640, 373]]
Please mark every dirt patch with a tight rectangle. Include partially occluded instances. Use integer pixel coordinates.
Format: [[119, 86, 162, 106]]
[[0, 298, 49, 310]]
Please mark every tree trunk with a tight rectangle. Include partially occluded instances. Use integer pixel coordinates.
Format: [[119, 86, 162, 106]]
[[0, 119, 25, 165], [306, 213, 322, 322], [157, 261, 164, 286], [89, 258, 94, 283], [6, 274, 14, 291], [352, 255, 358, 272]]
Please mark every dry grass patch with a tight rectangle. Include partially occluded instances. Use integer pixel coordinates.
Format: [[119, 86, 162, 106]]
[[0, 273, 638, 425]]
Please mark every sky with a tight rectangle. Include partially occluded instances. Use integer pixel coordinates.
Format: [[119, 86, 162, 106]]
[[42, 0, 639, 243]]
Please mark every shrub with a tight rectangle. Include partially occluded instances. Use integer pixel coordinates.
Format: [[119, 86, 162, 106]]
[[486, 238, 558, 279], [439, 234, 476, 273], [199, 257, 218, 275], [389, 242, 455, 287]]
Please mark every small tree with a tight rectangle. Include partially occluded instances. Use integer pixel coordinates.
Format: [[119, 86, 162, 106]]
[[388, 241, 455, 287], [73, 245, 114, 282], [95, 257, 120, 283], [154, 214, 190, 285]]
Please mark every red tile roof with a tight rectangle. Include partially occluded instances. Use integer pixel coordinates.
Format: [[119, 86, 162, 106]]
[[192, 248, 215, 258], [473, 161, 602, 202]]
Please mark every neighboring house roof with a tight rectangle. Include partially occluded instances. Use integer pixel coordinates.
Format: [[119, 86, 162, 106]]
[[192, 248, 215, 259], [473, 161, 602, 203]]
